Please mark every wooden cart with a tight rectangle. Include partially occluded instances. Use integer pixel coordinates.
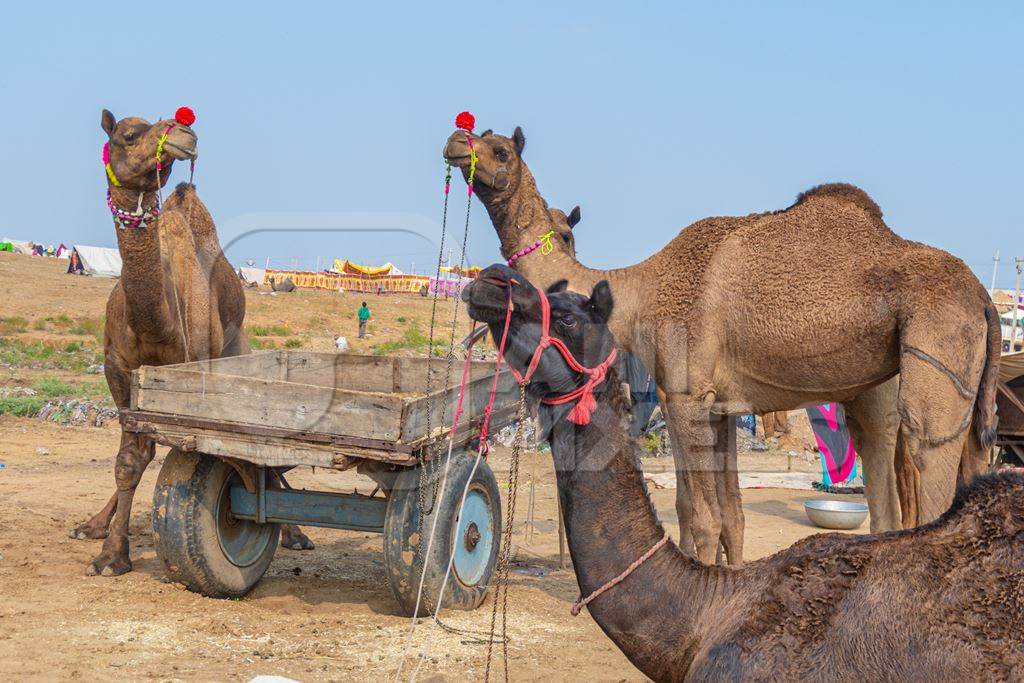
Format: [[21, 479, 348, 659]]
[[995, 350, 1024, 466], [123, 350, 518, 615]]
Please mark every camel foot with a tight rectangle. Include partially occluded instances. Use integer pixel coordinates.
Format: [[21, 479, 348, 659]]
[[280, 525, 315, 551], [69, 522, 109, 541], [86, 552, 132, 577]]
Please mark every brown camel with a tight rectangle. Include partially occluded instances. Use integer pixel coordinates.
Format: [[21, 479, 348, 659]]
[[69, 109, 311, 576], [464, 266, 1024, 682], [445, 127, 999, 565]]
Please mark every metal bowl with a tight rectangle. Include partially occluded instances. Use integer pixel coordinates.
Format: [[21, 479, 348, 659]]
[[803, 499, 869, 530]]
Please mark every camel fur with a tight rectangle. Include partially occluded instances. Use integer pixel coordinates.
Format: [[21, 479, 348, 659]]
[[69, 109, 312, 576], [464, 265, 1024, 682], [445, 127, 999, 565]]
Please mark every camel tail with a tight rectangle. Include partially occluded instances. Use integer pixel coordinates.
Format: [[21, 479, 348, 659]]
[[972, 302, 1001, 451]]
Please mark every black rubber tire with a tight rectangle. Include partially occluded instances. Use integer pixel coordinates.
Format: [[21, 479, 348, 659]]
[[152, 451, 279, 598], [383, 454, 501, 616]]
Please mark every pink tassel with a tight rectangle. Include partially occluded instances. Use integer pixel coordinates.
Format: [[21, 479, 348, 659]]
[[566, 387, 597, 425]]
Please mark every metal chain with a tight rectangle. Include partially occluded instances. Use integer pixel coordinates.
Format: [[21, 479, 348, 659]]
[[485, 383, 526, 682], [419, 163, 479, 634], [410, 165, 453, 617]]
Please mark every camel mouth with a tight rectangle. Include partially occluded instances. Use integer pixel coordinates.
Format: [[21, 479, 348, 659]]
[[443, 132, 474, 168], [163, 140, 197, 160], [463, 277, 512, 323], [445, 153, 471, 167]]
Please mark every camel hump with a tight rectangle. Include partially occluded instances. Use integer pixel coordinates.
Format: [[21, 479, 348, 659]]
[[942, 469, 1024, 526], [793, 183, 883, 220], [172, 182, 196, 201]]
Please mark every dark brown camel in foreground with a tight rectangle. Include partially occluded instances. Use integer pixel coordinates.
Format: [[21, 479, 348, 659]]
[[464, 264, 1024, 682], [446, 126, 999, 565], [69, 109, 311, 577]]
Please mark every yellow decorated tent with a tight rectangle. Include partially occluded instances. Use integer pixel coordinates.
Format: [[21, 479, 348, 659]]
[[332, 259, 404, 276]]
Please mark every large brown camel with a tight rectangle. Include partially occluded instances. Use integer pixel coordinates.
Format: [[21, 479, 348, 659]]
[[69, 109, 312, 576], [445, 126, 999, 565], [464, 266, 1024, 682]]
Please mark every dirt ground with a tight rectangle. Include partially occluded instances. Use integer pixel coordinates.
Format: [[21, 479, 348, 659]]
[[0, 252, 867, 681], [0, 417, 865, 682]]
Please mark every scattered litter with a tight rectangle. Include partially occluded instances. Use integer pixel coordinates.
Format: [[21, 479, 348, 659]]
[[511, 566, 550, 578], [494, 418, 538, 448], [86, 363, 105, 374], [739, 472, 819, 490], [751, 440, 769, 452], [0, 387, 36, 397], [35, 447, 50, 456], [249, 677, 300, 683], [0, 463, 6, 469], [812, 481, 865, 495], [334, 336, 349, 351], [643, 472, 677, 489], [37, 399, 118, 427]]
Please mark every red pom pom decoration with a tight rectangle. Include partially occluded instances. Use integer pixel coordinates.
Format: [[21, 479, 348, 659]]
[[175, 106, 196, 126], [455, 111, 475, 131]]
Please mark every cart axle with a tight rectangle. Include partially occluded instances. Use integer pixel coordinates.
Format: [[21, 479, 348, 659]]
[[229, 486, 387, 533]]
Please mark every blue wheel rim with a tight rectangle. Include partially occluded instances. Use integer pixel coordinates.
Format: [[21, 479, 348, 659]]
[[452, 486, 494, 587], [215, 473, 276, 568]]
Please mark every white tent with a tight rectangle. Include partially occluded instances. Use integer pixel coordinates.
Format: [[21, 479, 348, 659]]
[[1, 238, 34, 255], [68, 245, 122, 277], [238, 266, 266, 286]]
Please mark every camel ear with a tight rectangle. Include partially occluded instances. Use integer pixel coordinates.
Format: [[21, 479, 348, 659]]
[[567, 205, 581, 229], [588, 281, 614, 323], [546, 279, 569, 294], [481, 129, 493, 137], [512, 126, 526, 155], [101, 109, 116, 137]]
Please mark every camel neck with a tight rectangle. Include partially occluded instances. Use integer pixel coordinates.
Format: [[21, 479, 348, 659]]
[[477, 167, 645, 350], [109, 187, 175, 342], [543, 387, 722, 679]]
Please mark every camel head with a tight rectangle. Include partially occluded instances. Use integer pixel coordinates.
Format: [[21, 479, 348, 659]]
[[463, 263, 616, 403], [100, 109, 197, 191], [444, 127, 525, 194], [444, 126, 582, 261], [546, 204, 581, 260]]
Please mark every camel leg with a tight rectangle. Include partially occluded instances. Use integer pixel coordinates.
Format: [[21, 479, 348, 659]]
[[844, 379, 901, 532], [281, 525, 315, 550], [895, 331, 984, 527], [715, 415, 744, 566], [269, 470, 315, 551], [86, 432, 156, 576], [658, 393, 695, 555], [70, 491, 117, 540], [663, 395, 732, 565]]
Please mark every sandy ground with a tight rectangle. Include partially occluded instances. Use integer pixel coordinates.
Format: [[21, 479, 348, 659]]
[[0, 417, 866, 682], [0, 252, 867, 680]]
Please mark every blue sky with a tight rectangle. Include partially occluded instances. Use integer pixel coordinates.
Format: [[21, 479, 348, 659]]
[[1, 2, 1020, 284]]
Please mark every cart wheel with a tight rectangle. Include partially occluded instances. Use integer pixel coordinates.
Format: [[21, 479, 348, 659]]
[[152, 450, 279, 598], [383, 453, 501, 616]]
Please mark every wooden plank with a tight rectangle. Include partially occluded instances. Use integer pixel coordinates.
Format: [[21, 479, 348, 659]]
[[279, 351, 397, 392], [134, 366, 405, 440], [394, 356, 497, 394], [400, 368, 518, 443], [123, 420, 415, 467], [121, 410, 409, 452]]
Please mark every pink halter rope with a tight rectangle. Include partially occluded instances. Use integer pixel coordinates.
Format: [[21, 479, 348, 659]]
[[478, 277, 618, 426], [507, 235, 547, 266]]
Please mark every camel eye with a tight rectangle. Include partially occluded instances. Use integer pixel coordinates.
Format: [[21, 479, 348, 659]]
[[560, 232, 572, 245], [557, 314, 577, 330], [123, 131, 135, 142], [495, 148, 509, 162]]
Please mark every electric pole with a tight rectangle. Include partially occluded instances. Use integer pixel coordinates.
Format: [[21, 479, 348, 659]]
[[1011, 257, 1023, 351], [990, 250, 1000, 295]]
